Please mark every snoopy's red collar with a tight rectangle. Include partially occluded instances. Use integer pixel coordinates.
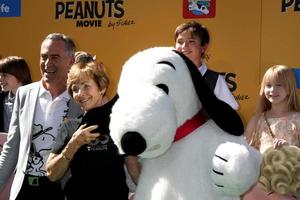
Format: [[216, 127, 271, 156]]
[[174, 110, 207, 142]]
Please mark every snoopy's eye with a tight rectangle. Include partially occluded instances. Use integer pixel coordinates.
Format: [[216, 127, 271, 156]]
[[156, 84, 169, 94], [157, 61, 175, 70]]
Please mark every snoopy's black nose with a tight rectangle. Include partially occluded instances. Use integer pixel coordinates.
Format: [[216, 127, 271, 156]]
[[121, 131, 146, 156]]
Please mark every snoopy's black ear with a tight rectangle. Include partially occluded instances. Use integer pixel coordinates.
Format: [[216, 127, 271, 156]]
[[173, 50, 244, 136]]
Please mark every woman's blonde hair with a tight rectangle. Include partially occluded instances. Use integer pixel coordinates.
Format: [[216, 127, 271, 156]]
[[256, 65, 300, 113], [259, 145, 300, 197], [67, 61, 109, 97]]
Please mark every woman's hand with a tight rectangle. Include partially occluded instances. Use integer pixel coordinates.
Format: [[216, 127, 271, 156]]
[[46, 124, 101, 182], [64, 124, 100, 160], [70, 124, 100, 146]]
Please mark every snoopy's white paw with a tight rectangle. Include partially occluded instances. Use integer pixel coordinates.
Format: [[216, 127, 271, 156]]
[[211, 142, 261, 196]]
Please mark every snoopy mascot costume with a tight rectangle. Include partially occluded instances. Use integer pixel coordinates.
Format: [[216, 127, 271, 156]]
[[110, 47, 262, 200]]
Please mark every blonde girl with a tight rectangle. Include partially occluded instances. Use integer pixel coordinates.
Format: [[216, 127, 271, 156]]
[[245, 65, 300, 153], [243, 65, 300, 200]]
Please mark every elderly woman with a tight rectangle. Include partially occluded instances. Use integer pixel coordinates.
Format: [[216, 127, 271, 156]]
[[46, 61, 140, 200]]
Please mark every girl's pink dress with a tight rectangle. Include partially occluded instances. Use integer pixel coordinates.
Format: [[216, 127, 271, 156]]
[[244, 112, 300, 200], [251, 112, 300, 154]]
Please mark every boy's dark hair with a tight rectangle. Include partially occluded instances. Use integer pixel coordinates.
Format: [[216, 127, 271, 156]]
[[174, 21, 210, 46], [0, 56, 32, 85]]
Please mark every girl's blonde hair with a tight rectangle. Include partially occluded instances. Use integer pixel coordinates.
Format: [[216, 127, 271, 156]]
[[67, 61, 109, 97], [256, 65, 300, 113]]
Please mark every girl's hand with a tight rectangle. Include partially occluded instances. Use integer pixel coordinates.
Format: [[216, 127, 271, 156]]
[[71, 124, 100, 146], [273, 138, 288, 149]]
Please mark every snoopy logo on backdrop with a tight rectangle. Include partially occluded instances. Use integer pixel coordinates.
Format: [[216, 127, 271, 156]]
[[281, 0, 300, 12], [188, 0, 210, 15], [183, 0, 215, 18]]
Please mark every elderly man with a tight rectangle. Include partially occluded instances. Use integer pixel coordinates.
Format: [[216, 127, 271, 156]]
[[0, 33, 83, 200]]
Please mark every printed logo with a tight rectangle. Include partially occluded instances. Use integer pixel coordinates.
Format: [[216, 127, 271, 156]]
[[0, 0, 21, 17], [87, 135, 110, 151], [55, 0, 135, 29], [183, 0, 215, 18], [220, 72, 250, 102], [27, 125, 55, 176]]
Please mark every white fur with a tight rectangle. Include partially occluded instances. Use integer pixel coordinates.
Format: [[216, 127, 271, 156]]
[[110, 47, 261, 200]]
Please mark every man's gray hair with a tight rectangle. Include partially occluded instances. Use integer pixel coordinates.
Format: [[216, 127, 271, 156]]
[[44, 33, 76, 56]]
